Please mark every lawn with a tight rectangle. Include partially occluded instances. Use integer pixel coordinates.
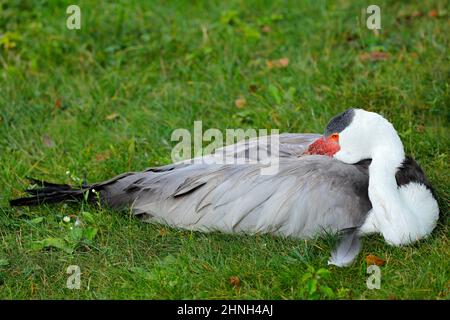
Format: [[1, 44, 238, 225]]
[[0, 0, 448, 299]]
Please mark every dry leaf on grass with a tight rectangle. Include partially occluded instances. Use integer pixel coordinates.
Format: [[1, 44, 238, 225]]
[[345, 33, 358, 42], [366, 254, 386, 266], [94, 151, 111, 162], [408, 11, 424, 19], [266, 57, 289, 69], [54, 99, 62, 109], [359, 51, 390, 62], [248, 84, 258, 93], [106, 112, 119, 121], [235, 96, 246, 108], [411, 11, 424, 18], [396, 10, 446, 21], [396, 11, 423, 21], [428, 10, 438, 18], [261, 25, 271, 33], [416, 124, 425, 133], [229, 276, 240, 287], [158, 227, 168, 237]]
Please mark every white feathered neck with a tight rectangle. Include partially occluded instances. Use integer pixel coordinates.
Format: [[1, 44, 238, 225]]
[[360, 120, 439, 245]]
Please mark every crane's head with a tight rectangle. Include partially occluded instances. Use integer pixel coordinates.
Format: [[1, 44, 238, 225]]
[[306, 108, 402, 164]]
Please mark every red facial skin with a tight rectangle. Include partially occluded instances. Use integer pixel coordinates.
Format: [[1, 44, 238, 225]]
[[305, 134, 340, 157]]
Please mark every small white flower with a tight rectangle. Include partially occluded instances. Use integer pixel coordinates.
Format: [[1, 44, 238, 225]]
[[63, 216, 71, 223], [65, 170, 70, 175], [74, 218, 82, 227]]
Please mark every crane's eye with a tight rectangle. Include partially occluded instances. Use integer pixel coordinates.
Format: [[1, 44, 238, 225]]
[[330, 133, 339, 141]]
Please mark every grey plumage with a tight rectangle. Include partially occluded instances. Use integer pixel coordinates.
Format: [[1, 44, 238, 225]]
[[94, 133, 372, 239], [328, 228, 362, 267], [11, 133, 373, 266]]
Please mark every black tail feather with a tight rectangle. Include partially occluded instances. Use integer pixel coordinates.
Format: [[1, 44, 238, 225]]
[[10, 178, 88, 207]]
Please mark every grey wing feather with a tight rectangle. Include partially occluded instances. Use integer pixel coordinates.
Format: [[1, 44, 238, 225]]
[[328, 228, 362, 267], [96, 134, 371, 241]]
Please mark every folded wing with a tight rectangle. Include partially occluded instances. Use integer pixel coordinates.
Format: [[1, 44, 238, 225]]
[[97, 134, 371, 238]]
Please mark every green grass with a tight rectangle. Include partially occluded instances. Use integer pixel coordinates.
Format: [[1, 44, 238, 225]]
[[0, 0, 449, 299]]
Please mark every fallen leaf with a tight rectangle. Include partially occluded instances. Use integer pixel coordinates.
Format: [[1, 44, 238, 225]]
[[94, 150, 111, 161], [248, 84, 258, 93], [106, 112, 119, 121], [235, 96, 246, 108], [366, 254, 386, 266], [266, 57, 289, 69], [261, 25, 271, 33], [279, 57, 289, 67], [345, 33, 358, 42], [158, 227, 168, 237], [416, 124, 425, 133], [428, 10, 438, 18], [426, 9, 448, 19], [42, 134, 55, 148], [229, 276, 240, 287], [396, 11, 424, 22], [55, 99, 62, 109], [359, 51, 390, 62]]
